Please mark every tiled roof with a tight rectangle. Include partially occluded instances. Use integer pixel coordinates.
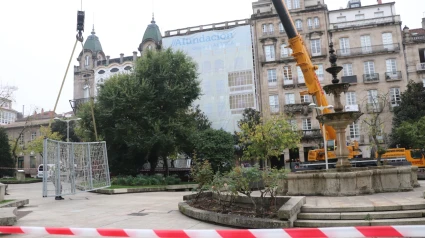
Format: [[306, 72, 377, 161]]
[[410, 28, 425, 35]]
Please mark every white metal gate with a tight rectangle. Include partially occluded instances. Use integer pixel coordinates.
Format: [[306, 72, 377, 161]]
[[42, 139, 110, 197]]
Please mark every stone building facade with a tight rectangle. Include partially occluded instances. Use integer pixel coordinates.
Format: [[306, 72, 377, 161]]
[[251, 0, 408, 161], [329, 0, 407, 158], [3, 111, 57, 176], [72, 18, 162, 112], [402, 17, 425, 85], [251, 0, 331, 161]]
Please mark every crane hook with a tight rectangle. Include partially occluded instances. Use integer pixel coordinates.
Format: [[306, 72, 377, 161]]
[[76, 11, 85, 42]]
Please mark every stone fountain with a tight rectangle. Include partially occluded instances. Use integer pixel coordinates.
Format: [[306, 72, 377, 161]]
[[282, 43, 419, 196], [316, 42, 363, 171]]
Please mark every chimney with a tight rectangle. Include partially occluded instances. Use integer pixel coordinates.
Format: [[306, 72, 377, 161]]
[[120, 53, 124, 64], [422, 17, 425, 29], [133, 51, 138, 61], [377, 0, 382, 4], [106, 56, 110, 65]]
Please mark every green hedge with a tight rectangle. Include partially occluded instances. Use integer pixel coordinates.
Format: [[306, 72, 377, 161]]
[[111, 175, 181, 186]]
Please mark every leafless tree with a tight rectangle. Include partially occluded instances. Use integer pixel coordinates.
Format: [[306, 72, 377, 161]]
[[360, 91, 392, 165]]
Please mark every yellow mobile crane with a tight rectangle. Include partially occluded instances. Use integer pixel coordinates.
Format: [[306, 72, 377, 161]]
[[271, 0, 362, 164]]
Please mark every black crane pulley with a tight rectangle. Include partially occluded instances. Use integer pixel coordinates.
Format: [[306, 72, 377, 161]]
[[76, 11, 85, 42]]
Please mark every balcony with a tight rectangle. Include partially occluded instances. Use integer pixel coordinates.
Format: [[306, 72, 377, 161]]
[[412, 35, 425, 42], [342, 75, 358, 84], [417, 63, 425, 71], [345, 104, 360, 112], [69, 98, 92, 113], [300, 129, 322, 140], [337, 43, 400, 58], [330, 16, 400, 30], [284, 103, 312, 115], [282, 77, 295, 89], [385, 71, 402, 81], [346, 135, 365, 144], [363, 73, 379, 83]]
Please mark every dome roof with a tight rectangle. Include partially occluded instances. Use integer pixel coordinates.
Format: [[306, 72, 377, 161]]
[[142, 16, 162, 45], [83, 26, 103, 53]]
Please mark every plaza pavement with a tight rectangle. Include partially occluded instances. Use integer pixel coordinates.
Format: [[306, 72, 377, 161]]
[[5, 182, 229, 238], [3, 181, 425, 237]]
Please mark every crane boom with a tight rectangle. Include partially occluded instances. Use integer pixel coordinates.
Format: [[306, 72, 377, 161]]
[[271, 0, 336, 141]]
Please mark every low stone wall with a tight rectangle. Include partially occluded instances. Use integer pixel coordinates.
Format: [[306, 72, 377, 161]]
[[95, 187, 166, 194], [286, 166, 417, 196], [181, 192, 305, 228]]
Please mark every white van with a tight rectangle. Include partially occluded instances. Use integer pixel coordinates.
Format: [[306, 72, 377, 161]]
[[37, 164, 54, 179]]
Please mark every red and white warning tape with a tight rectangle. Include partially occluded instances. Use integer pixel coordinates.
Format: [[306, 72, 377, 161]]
[[1, 226, 425, 237]]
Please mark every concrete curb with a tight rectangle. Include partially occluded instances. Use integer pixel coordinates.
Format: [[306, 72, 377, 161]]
[[94, 187, 166, 194], [178, 202, 290, 228], [0, 207, 17, 226], [0, 199, 29, 208]]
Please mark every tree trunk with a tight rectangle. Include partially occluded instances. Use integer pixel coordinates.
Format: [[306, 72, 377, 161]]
[[148, 153, 158, 176], [163, 156, 169, 177]]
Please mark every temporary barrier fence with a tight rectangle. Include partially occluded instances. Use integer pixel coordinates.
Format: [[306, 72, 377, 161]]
[[42, 138, 110, 197], [0, 225, 425, 237]]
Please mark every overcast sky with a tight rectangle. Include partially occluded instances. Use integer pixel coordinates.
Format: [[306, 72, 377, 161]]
[[0, 0, 423, 116]]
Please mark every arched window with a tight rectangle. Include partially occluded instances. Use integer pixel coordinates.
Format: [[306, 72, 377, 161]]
[[98, 70, 105, 74], [307, 18, 312, 30], [295, 20, 303, 31], [110, 68, 119, 73], [85, 55, 90, 66], [314, 17, 320, 28]]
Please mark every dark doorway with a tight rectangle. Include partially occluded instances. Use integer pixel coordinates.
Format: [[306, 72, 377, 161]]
[[304, 147, 315, 162], [270, 154, 285, 169], [289, 148, 299, 162]]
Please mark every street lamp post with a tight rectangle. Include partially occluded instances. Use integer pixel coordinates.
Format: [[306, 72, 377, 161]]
[[54, 117, 81, 142], [309, 103, 334, 170]]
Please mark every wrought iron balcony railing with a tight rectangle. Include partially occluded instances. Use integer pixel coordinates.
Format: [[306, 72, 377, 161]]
[[342, 75, 358, 84], [417, 63, 425, 71], [337, 43, 400, 57], [385, 71, 402, 81], [363, 73, 379, 83], [69, 98, 92, 113], [299, 129, 322, 140], [330, 16, 400, 30], [284, 103, 312, 115]]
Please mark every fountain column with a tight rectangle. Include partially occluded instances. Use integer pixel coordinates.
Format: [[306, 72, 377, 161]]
[[317, 42, 363, 171]]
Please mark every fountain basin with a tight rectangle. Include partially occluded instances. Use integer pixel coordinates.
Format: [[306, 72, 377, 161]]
[[284, 166, 418, 196]]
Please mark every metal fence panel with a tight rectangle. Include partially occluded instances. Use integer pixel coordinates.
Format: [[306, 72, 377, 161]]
[[42, 139, 110, 197]]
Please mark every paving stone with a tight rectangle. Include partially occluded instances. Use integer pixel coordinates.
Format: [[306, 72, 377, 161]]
[[370, 217, 425, 226], [294, 219, 370, 227], [340, 210, 422, 219]]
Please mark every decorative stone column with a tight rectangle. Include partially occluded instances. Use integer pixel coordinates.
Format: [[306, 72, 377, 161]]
[[316, 42, 363, 171]]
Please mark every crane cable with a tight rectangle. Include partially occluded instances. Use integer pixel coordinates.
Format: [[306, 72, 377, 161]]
[[49, 9, 99, 141], [48, 39, 79, 129]]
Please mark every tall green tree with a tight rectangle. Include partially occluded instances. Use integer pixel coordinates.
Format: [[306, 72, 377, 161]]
[[391, 116, 425, 149], [194, 128, 234, 173], [0, 127, 14, 177], [78, 48, 201, 175], [235, 108, 262, 160], [391, 81, 425, 147], [238, 115, 301, 167]]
